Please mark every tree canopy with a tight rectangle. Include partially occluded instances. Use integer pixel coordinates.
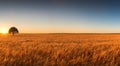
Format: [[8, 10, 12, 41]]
[[9, 27, 19, 36]]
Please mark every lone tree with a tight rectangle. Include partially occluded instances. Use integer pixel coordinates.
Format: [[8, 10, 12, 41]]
[[9, 27, 19, 36]]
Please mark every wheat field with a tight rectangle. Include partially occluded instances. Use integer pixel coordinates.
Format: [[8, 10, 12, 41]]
[[0, 34, 120, 66]]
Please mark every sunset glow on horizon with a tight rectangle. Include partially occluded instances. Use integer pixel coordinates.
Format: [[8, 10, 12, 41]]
[[0, 28, 8, 34], [0, 1, 120, 33]]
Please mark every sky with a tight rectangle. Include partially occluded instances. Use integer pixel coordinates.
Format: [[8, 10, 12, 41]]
[[0, 0, 120, 33]]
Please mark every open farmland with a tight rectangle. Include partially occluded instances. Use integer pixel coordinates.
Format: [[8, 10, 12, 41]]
[[0, 34, 120, 66]]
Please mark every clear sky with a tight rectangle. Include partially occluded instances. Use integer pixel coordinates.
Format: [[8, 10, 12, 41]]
[[0, 0, 120, 33]]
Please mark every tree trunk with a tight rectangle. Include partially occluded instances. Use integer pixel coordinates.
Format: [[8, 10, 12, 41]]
[[12, 32, 14, 36]]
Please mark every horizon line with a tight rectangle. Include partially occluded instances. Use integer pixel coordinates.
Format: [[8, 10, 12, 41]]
[[2, 32, 120, 34]]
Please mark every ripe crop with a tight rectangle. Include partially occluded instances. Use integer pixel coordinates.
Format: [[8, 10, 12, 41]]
[[0, 34, 120, 66]]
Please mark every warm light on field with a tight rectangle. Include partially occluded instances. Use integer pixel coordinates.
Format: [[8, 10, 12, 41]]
[[0, 34, 119, 65], [0, 28, 8, 34]]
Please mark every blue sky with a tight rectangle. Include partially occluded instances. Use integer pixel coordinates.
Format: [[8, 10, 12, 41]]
[[0, 0, 120, 33]]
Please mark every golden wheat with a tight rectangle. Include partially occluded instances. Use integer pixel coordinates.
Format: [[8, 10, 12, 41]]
[[0, 34, 120, 66]]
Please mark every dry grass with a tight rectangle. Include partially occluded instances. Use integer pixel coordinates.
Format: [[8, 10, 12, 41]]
[[0, 34, 120, 66]]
